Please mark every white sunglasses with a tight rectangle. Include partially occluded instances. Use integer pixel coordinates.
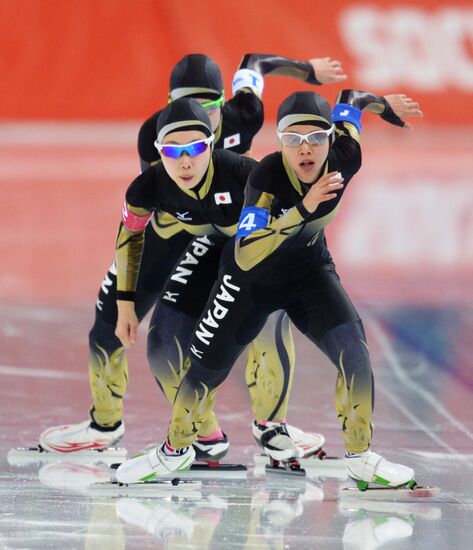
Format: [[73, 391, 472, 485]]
[[277, 126, 334, 147]]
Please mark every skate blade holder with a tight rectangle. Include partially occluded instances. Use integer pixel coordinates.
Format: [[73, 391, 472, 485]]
[[89, 477, 202, 498], [177, 462, 247, 480], [7, 446, 128, 466], [265, 458, 306, 477], [252, 454, 305, 478], [340, 484, 441, 502]]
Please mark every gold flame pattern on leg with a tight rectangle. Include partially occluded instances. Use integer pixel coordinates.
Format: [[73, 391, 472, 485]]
[[168, 369, 219, 448], [148, 328, 219, 438], [245, 311, 295, 422], [88, 344, 128, 427], [334, 344, 373, 454]]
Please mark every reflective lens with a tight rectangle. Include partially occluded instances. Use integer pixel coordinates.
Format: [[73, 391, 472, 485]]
[[277, 126, 334, 147], [154, 136, 215, 158], [200, 94, 224, 113]]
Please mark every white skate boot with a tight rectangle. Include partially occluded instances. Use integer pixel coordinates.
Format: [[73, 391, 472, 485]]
[[254, 422, 304, 474], [192, 433, 229, 464], [116, 443, 195, 484], [345, 450, 415, 491], [142, 433, 229, 464], [256, 422, 303, 461], [39, 419, 125, 453], [252, 421, 325, 458]]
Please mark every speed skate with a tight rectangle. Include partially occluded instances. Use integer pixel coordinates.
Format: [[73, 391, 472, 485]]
[[341, 450, 440, 501], [89, 462, 245, 497], [7, 445, 127, 466], [8, 418, 128, 465], [110, 460, 248, 480], [252, 421, 340, 477], [131, 438, 248, 480]]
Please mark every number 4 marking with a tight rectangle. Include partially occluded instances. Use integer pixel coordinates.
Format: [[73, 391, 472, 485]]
[[239, 213, 257, 232]]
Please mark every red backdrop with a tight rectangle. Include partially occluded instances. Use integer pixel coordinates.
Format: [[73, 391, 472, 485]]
[[1, 0, 472, 123]]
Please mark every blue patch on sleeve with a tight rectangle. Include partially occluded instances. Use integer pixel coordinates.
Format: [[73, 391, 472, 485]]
[[332, 103, 362, 132], [236, 206, 269, 238]]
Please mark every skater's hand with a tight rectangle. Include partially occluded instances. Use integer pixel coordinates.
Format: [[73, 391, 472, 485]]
[[383, 94, 423, 129], [302, 171, 344, 214], [116, 300, 138, 348], [309, 57, 347, 84]]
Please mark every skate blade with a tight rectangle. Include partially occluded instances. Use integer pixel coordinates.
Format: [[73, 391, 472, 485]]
[[7, 446, 127, 466], [340, 485, 441, 502], [89, 478, 202, 497], [176, 463, 247, 480], [109, 462, 248, 480]]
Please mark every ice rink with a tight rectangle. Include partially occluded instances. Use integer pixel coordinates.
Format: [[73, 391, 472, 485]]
[[1, 126, 472, 549]]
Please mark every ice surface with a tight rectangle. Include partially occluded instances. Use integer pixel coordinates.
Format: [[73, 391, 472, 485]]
[[1, 304, 472, 549]]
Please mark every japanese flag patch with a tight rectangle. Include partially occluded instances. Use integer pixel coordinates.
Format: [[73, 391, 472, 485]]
[[214, 192, 232, 205], [223, 133, 241, 149]]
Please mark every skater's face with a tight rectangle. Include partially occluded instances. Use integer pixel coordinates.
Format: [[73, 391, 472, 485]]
[[280, 124, 330, 184], [160, 130, 212, 190]]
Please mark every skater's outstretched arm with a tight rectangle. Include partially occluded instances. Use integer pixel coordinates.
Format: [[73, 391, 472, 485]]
[[226, 53, 347, 157], [335, 89, 423, 130], [235, 53, 347, 96]]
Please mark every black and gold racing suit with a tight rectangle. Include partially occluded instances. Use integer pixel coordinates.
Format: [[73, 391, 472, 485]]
[[88, 53, 325, 430], [115, 150, 294, 437], [166, 111, 377, 454]]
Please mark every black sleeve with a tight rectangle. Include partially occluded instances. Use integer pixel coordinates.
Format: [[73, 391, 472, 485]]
[[329, 125, 362, 181], [336, 89, 405, 128], [222, 92, 264, 142], [238, 53, 320, 85]]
